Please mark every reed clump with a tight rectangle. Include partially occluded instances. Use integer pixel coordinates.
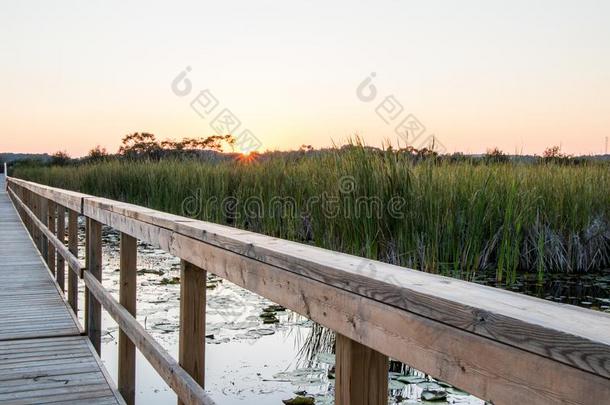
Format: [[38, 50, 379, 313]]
[[14, 146, 610, 283]]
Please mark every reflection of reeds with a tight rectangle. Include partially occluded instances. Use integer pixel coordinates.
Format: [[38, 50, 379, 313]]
[[15, 144, 610, 281], [297, 323, 334, 366]]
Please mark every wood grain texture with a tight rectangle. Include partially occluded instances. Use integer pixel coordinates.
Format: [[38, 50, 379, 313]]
[[39, 195, 48, 261], [335, 334, 388, 405], [47, 200, 56, 275], [68, 209, 80, 313], [0, 336, 125, 405], [56, 204, 66, 291], [179, 260, 207, 405], [118, 233, 137, 405], [86, 218, 103, 355]]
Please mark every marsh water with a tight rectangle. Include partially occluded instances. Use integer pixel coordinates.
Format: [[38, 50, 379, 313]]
[[81, 225, 609, 404]]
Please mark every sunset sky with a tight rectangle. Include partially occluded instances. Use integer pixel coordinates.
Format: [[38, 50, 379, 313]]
[[1, 0, 609, 156]]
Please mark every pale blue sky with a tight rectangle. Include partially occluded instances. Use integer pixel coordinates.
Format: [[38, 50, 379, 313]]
[[1, 0, 609, 155]]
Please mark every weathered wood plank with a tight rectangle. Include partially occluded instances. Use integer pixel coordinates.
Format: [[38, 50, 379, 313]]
[[47, 200, 56, 275], [86, 218, 103, 355], [335, 333, 388, 405], [0, 336, 124, 405], [56, 204, 66, 291], [118, 233, 137, 405], [178, 260, 207, 405], [68, 209, 79, 313]]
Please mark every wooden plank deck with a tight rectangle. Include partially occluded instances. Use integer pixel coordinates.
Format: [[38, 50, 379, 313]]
[[0, 177, 124, 405]]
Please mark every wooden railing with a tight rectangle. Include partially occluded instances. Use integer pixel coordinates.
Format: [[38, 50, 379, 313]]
[[6, 176, 610, 405]]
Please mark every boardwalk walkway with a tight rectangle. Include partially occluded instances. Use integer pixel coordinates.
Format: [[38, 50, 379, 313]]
[[0, 177, 124, 404]]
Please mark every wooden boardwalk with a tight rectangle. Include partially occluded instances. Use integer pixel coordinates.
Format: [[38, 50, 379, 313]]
[[0, 177, 124, 405]]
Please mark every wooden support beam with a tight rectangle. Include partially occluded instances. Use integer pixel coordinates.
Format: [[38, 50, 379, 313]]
[[86, 218, 102, 354], [47, 200, 57, 276], [40, 195, 48, 260], [178, 260, 207, 405], [335, 333, 388, 405], [67, 209, 79, 314], [56, 205, 66, 292], [84, 217, 91, 332], [31, 191, 40, 251], [118, 232, 137, 405]]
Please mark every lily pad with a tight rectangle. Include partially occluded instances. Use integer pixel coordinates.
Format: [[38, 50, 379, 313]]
[[389, 379, 407, 390], [396, 375, 426, 384], [282, 397, 314, 405], [421, 389, 447, 401]]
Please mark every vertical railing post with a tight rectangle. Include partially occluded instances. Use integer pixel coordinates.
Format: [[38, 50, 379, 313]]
[[31, 192, 40, 251], [47, 201, 56, 275], [84, 217, 91, 332], [26, 188, 32, 234], [56, 205, 66, 291], [67, 209, 79, 313], [86, 218, 102, 354], [335, 334, 389, 405], [178, 260, 207, 405], [40, 195, 48, 260], [118, 233, 137, 405]]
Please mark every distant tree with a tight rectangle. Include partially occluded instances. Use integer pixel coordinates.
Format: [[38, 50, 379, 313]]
[[118, 133, 162, 159], [416, 147, 438, 159], [50, 150, 71, 166], [160, 135, 236, 153], [87, 145, 109, 162], [484, 147, 509, 163], [542, 145, 573, 163]]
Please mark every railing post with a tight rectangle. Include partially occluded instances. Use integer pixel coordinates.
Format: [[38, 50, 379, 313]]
[[86, 218, 102, 354], [40, 196, 49, 260], [84, 217, 91, 332], [47, 200, 56, 275], [31, 192, 40, 251], [118, 233, 137, 405], [335, 333, 389, 405], [56, 205, 66, 291], [178, 260, 206, 405], [67, 209, 79, 313]]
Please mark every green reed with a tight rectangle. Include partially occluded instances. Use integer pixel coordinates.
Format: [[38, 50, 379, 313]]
[[13, 147, 610, 281]]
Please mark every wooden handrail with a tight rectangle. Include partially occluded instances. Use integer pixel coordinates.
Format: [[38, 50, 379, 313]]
[[9, 187, 83, 277], [6, 176, 610, 405]]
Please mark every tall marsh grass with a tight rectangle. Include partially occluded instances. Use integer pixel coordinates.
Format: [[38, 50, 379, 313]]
[[14, 147, 610, 282]]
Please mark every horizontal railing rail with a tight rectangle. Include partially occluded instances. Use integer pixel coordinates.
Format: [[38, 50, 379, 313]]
[[6, 176, 610, 405]]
